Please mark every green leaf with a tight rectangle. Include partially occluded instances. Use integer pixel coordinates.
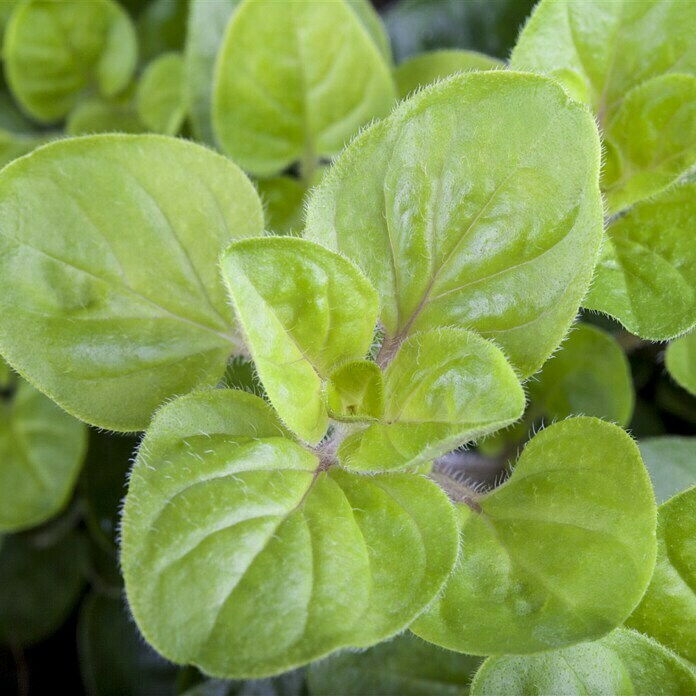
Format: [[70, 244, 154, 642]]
[[79, 592, 179, 696], [136, 0, 188, 64], [384, 0, 537, 62], [339, 329, 524, 472], [584, 182, 696, 341], [639, 436, 696, 504], [221, 237, 379, 444], [470, 629, 696, 695], [121, 389, 459, 678], [0, 527, 86, 645], [0, 134, 263, 432], [529, 323, 634, 425], [212, 0, 396, 177], [308, 632, 483, 696], [326, 360, 385, 422], [626, 487, 696, 663], [81, 430, 138, 549], [184, 0, 241, 145], [412, 417, 657, 654], [601, 74, 696, 214], [511, 0, 696, 213], [66, 97, 145, 136], [0, 371, 87, 533], [395, 49, 504, 98], [666, 330, 696, 396], [5, 0, 138, 123], [256, 176, 308, 236], [137, 53, 187, 135], [0, 129, 53, 170], [306, 71, 603, 378], [345, 0, 394, 64]]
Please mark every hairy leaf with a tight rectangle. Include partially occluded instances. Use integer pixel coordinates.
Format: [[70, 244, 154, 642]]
[[666, 330, 696, 395], [213, 0, 395, 177], [529, 324, 634, 425], [326, 360, 385, 422], [305, 71, 603, 378], [0, 370, 87, 533], [471, 629, 696, 695], [626, 487, 696, 663], [639, 436, 696, 504], [584, 182, 696, 341], [0, 527, 86, 645], [221, 237, 379, 444], [5, 0, 137, 122], [412, 417, 656, 654], [121, 389, 459, 678], [184, 0, 241, 145], [395, 49, 504, 98], [339, 329, 524, 472], [511, 0, 696, 213], [308, 633, 482, 696], [0, 135, 263, 431], [137, 53, 187, 135]]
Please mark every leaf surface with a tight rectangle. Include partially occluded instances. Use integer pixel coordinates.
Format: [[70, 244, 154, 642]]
[[639, 436, 696, 504], [666, 329, 696, 395], [137, 53, 187, 135], [305, 71, 603, 377], [0, 135, 263, 431], [412, 417, 657, 654]]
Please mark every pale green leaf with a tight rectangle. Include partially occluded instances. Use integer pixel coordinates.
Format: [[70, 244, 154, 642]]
[[212, 0, 396, 177], [326, 360, 385, 422], [345, 0, 394, 64], [339, 329, 524, 472], [5, 0, 138, 122], [0, 527, 86, 645], [602, 74, 696, 214], [511, 0, 696, 213], [412, 417, 657, 654], [184, 0, 241, 145], [666, 330, 696, 396], [639, 436, 696, 504], [221, 237, 379, 444], [66, 97, 145, 136], [121, 389, 459, 678], [305, 71, 603, 378], [626, 487, 696, 663], [308, 632, 482, 696], [395, 49, 504, 98], [584, 182, 696, 341], [0, 135, 263, 431], [529, 323, 634, 425], [0, 370, 87, 533], [470, 629, 696, 695], [79, 592, 179, 696], [137, 53, 187, 135]]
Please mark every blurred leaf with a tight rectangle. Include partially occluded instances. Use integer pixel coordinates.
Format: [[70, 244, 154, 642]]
[[666, 330, 696, 396], [137, 53, 187, 135], [137, 0, 189, 64], [639, 437, 696, 504]]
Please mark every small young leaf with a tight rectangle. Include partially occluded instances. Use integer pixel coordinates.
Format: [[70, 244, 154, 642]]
[[529, 324, 634, 425], [339, 329, 524, 472], [626, 487, 696, 663], [470, 629, 696, 695], [0, 527, 86, 646], [184, 0, 241, 145], [0, 371, 87, 533], [584, 182, 696, 341], [305, 71, 603, 378], [639, 437, 696, 504], [395, 49, 504, 98], [412, 417, 657, 655], [666, 330, 696, 396], [5, 0, 138, 122], [326, 360, 385, 422], [213, 0, 396, 177], [137, 53, 187, 135], [79, 592, 179, 696], [308, 632, 483, 696], [121, 389, 459, 678], [0, 135, 263, 431], [221, 237, 379, 444]]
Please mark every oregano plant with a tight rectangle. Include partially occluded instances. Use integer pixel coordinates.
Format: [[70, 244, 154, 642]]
[[0, 0, 694, 693]]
